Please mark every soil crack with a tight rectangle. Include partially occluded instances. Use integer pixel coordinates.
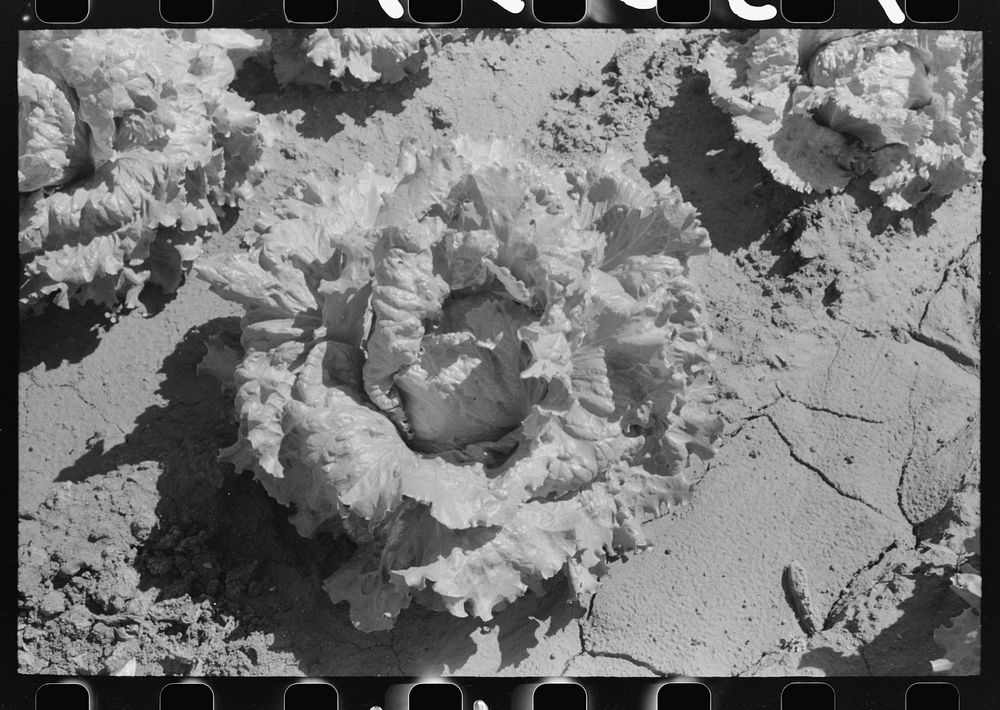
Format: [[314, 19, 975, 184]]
[[916, 235, 980, 328], [764, 414, 886, 518], [910, 235, 980, 370], [586, 650, 667, 676], [907, 330, 978, 369], [737, 646, 780, 676], [576, 593, 667, 675], [50, 382, 128, 437], [821, 331, 848, 396], [775, 384, 886, 424], [896, 373, 923, 530], [561, 595, 595, 674], [822, 540, 900, 631], [722, 395, 786, 439], [560, 651, 585, 676]]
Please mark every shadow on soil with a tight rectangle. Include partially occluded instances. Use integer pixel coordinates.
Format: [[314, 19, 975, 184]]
[[57, 318, 578, 674], [20, 302, 110, 373], [799, 565, 967, 675], [232, 58, 430, 142], [758, 211, 812, 280], [52, 311, 224, 486], [19, 284, 179, 374], [845, 181, 947, 238], [641, 69, 805, 255]]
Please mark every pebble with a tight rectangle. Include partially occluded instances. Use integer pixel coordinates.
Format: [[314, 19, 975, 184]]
[[38, 590, 67, 617]]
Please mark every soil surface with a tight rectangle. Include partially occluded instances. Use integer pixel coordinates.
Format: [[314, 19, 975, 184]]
[[18, 30, 980, 677]]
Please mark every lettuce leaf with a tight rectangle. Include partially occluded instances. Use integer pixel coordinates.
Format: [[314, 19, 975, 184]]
[[17, 60, 88, 193], [198, 137, 721, 631]]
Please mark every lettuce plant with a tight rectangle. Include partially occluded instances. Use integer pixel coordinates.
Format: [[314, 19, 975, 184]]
[[18, 29, 267, 312], [197, 137, 722, 631], [268, 29, 435, 88], [701, 30, 983, 211]]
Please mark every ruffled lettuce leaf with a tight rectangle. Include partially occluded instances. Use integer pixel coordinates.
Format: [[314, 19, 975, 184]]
[[269, 29, 433, 88], [17, 60, 88, 193], [198, 137, 721, 631]]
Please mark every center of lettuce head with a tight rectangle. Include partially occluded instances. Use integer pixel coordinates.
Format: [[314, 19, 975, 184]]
[[395, 294, 537, 454]]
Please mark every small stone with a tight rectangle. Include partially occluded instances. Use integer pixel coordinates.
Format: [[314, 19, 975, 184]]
[[38, 590, 66, 617]]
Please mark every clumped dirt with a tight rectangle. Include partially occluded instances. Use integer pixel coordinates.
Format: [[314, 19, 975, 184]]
[[18, 29, 980, 677]]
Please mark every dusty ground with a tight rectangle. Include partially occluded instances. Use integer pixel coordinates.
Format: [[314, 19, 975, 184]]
[[18, 30, 980, 677]]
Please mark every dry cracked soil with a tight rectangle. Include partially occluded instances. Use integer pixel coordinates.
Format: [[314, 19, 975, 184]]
[[18, 30, 980, 678]]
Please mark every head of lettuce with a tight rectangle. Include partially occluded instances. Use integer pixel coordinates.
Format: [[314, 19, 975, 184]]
[[196, 137, 722, 631], [701, 30, 983, 211]]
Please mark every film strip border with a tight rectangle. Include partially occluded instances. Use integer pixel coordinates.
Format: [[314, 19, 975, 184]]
[[10, 3, 992, 710], [20, 0, 978, 28], [19, 677, 987, 710]]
